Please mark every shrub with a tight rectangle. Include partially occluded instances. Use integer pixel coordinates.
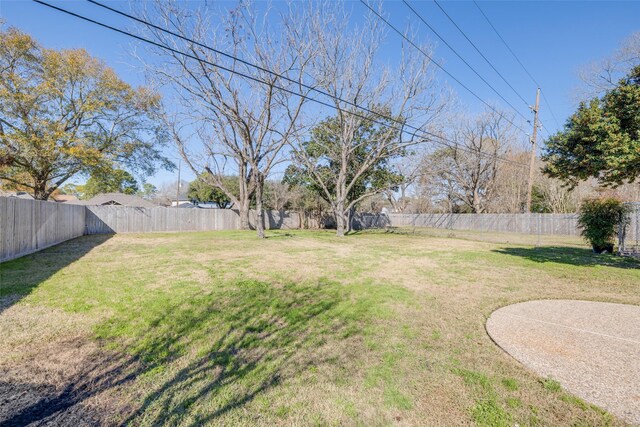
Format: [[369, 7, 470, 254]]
[[577, 197, 629, 253]]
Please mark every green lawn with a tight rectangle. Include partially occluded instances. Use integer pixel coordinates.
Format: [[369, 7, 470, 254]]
[[1, 229, 638, 426]]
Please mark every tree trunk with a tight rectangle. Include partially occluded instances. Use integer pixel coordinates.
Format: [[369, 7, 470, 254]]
[[33, 180, 48, 200], [237, 165, 251, 230], [254, 173, 265, 239], [299, 210, 305, 230], [335, 170, 348, 236], [335, 200, 346, 237], [239, 199, 251, 230], [472, 187, 481, 214]]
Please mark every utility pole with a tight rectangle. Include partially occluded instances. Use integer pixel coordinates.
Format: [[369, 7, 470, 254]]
[[526, 88, 540, 213]]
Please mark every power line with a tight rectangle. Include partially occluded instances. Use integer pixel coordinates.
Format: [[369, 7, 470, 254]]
[[473, 0, 563, 131], [87, 0, 460, 145], [32, 0, 528, 168], [359, 0, 528, 136], [401, 0, 529, 124], [85, 0, 530, 167], [93, 0, 541, 138], [537, 118, 553, 139], [431, 0, 529, 107], [88, 0, 341, 110], [473, 1, 538, 86]]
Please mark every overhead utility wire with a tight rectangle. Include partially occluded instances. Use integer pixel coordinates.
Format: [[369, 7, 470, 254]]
[[473, 0, 562, 130], [92, 0, 552, 139], [359, 0, 528, 136], [87, 0, 491, 154], [431, 0, 529, 107], [85, 0, 516, 165], [32, 0, 528, 168], [473, 1, 536, 84], [88, 0, 530, 164], [91, 0, 528, 141], [73, 1, 528, 167], [401, 0, 529, 124]]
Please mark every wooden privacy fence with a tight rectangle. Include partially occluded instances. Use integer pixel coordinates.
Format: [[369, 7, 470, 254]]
[[86, 206, 240, 234], [1, 199, 307, 261], [0, 197, 85, 262], [85, 206, 303, 234], [1, 196, 584, 262], [355, 213, 580, 236]]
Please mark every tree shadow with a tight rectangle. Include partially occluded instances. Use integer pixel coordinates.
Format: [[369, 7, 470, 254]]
[[265, 231, 295, 239], [0, 234, 112, 315], [493, 246, 640, 270], [1, 278, 350, 425], [116, 280, 345, 425]]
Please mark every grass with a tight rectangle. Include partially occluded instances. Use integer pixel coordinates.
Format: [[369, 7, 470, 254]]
[[0, 229, 638, 426]]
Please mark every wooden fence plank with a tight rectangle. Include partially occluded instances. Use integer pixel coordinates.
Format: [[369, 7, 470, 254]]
[[0, 197, 86, 262]]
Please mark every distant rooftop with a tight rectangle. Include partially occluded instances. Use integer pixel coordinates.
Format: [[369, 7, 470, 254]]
[[0, 191, 34, 200], [74, 193, 157, 208], [51, 194, 78, 203]]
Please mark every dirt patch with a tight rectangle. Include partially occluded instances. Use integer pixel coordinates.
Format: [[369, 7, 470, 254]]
[[0, 378, 106, 426], [0, 349, 138, 426], [0, 299, 138, 426]]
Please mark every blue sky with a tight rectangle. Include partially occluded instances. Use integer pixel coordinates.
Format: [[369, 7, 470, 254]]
[[1, 0, 639, 187]]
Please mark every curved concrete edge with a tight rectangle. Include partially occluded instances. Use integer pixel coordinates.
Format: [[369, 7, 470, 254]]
[[486, 299, 640, 425]]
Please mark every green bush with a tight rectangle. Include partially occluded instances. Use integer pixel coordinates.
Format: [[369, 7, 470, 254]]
[[577, 197, 629, 253]]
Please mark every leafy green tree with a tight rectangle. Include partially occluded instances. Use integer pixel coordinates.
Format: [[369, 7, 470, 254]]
[[187, 173, 238, 208], [0, 27, 172, 199], [287, 113, 404, 235], [137, 183, 158, 200], [543, 65, 640, 187], [83, 169, 139, 199], [60, 183, 86, 199], [530, 185, 550, 213]]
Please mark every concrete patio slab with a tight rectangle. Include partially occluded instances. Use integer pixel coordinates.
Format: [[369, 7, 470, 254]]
[[486, 300, 640, 425]]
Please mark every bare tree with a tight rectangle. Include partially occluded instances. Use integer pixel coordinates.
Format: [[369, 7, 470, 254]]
[[384, 152, 424, 213], [577, 31, 640, 99], [137, 1, 315, 238], [486, 150, 529, 213], [292, 3, 445, 236], [412, 173, 438, 213], [423, 110, 519, 213], [531, 170, 639, 214], [155, 179, 189, 206], [263, 180, 293, 211], [532, 172, 580, 213]]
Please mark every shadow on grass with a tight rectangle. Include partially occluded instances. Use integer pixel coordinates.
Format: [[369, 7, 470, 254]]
[[115, 280, 347, 425], [1, 349, 139, 426], [493, 246, 640, 269], [0, 234, 112, 315], [265, 232, 295, 239], [2, 278, 356, 425]]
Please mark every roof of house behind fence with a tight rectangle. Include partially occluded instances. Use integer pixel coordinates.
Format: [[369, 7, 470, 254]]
[[73, 193, 157, 208]]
